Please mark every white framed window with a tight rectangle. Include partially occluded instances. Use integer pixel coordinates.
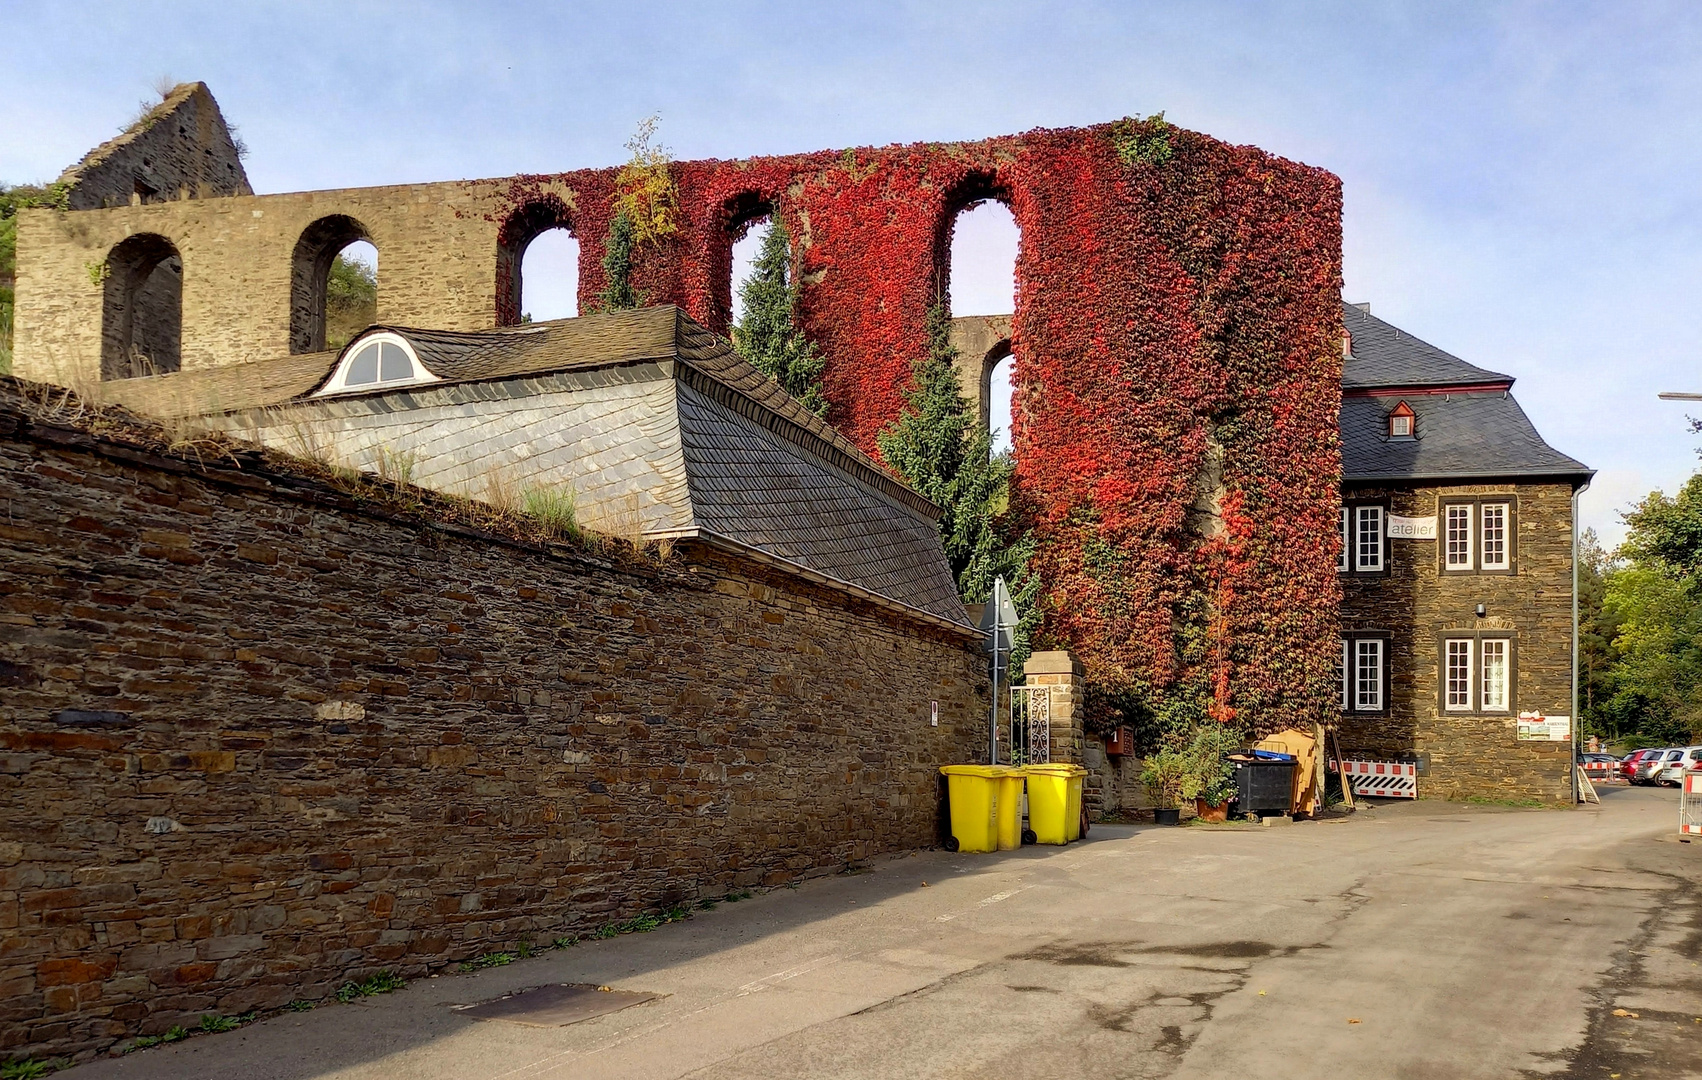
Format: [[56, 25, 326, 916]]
[[1338, 508, 1351, 573], [1355, 639, 1383, 711], [1445, 504, 1473, 570], [1480, 503, 1509, 571], [1390, 413, 1412, 437], [314, 332, 438, 396], [1444, 638, 1474, 711], [1356, 506, 1384, 572], [1339, 635, 1387, 713], [1480, 638, 1509, 711]]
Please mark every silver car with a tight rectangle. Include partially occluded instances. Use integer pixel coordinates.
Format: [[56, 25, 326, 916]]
[[1635, 749, 1682, 785], [1658, 745, 1702, 787]]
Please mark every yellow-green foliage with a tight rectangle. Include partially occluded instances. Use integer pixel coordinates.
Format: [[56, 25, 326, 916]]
[[612, 116, 679, 247]]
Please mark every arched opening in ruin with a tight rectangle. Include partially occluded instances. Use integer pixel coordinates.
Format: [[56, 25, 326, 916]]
[[987, 345, 1016, 457], [722, 193, 775, 338], [519, 230, 580, 322], [100, 233, 183, 380], [290, 215, 376, 354], [496, 200, 578, 326], [940, 184, 1021, 455]]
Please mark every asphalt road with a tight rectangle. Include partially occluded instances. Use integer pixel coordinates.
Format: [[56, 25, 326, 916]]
[[63, 785, 1702, 1079]]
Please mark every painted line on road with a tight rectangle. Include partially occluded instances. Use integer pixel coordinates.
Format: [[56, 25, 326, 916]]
[[938, 883, 1034, 921], [737, 953, 846, 994]]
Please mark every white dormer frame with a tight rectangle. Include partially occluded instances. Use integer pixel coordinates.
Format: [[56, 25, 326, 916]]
[[314, 332, 439, 396]]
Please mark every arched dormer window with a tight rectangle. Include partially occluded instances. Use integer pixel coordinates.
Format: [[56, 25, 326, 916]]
[[314, 332, 437, 396], [1388, 400, 1416, 439]]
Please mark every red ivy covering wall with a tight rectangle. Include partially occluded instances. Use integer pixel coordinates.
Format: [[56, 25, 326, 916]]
[[492, 120, 1343, 738]]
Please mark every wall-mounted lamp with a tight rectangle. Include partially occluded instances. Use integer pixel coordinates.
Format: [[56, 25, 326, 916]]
[[1475, 604, 1486, 618]]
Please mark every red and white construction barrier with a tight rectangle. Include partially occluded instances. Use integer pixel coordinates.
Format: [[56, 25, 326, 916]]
[[1341, 760, 1417, 799], [1581, 758, 1616, 782], [1683, 773, 1702, 838]]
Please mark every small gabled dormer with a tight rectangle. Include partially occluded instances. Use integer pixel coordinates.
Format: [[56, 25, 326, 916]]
[[1387, 400, 1415, 440], [313, 331, 438, 396]]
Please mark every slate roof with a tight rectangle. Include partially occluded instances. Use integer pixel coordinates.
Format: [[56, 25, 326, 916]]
[[1342, 302, 1511, 391], [1340, 302, 1590, 485], [674, 379, 967, 622], [101, 306, 970, 630]]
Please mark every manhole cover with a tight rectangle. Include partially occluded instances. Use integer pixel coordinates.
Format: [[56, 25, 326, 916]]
[[457, 983, 661, 1027]]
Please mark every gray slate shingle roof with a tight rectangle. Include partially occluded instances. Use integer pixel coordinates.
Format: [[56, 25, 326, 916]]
[[676, 380, 967, 623], [1342, 393, 1590, 483], [1341, 302, 1590, 485], [101, 306, 970, 629], [1342, 302, 1511, 391]]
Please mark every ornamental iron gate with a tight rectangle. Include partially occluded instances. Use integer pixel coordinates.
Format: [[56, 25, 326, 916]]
[[1010, 685, 1052, 765]]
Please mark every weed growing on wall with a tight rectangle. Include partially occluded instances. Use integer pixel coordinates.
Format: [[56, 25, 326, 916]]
[[612, 115, 680, 247]]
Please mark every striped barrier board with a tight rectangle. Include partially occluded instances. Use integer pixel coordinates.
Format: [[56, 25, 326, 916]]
[[1341, 760, 1417, 799], [1581, 759, 1616, 781], [1683, 773, 1702, 838]]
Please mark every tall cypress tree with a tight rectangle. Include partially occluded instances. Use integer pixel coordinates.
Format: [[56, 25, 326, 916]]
[[596, 209, 641, 312], [732, 215, 827, 416], [878, 303, 1029, 609]]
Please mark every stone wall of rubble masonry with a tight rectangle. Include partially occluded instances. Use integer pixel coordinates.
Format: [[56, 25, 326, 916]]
[[0, 399, 987, 1061]]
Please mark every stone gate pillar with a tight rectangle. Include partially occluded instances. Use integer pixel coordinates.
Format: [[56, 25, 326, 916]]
[[1024, 651, 1084, 764]]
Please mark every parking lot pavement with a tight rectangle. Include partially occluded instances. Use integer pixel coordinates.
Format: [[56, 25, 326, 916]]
[[63, 786, 1702, 1080]]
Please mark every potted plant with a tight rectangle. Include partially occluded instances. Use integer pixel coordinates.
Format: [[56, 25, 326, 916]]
[[1139, 748, 1191, 825], [1187, 724, 1241, 824]]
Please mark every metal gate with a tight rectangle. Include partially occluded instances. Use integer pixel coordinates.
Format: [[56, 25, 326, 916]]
[[1010, 685, 1052, 765]]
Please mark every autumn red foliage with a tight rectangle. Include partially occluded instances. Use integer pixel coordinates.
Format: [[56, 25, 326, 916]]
[[492, 118, 1343, 739]]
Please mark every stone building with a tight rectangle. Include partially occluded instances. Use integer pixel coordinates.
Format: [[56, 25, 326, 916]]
[[1336, 303, 1590, 803]]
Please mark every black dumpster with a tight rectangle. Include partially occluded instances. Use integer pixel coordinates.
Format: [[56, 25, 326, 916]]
[[1233, 759, 1295, 817]]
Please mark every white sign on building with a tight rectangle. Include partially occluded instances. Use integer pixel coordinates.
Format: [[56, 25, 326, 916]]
[[1387, 515, 1438, 540], [1517, 713, 1571, 742]]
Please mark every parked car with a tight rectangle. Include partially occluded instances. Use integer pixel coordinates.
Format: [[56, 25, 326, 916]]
[[1633, 749, 1680, 785], [1657, 746, 1702, 787], [1619, 749, 1659, 781]]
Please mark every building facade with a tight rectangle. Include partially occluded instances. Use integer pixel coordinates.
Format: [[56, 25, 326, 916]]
[[1335, 303, 1591, 803]]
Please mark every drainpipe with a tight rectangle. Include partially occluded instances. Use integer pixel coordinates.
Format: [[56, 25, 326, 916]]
[[1571, 482, 1587, 804]]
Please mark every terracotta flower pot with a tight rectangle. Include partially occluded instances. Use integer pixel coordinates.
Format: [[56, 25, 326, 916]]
[[1195, 799, 1229, 823]]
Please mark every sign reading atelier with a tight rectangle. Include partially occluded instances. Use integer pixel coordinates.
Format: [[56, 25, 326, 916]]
[[1386, 515, 1438, 540]]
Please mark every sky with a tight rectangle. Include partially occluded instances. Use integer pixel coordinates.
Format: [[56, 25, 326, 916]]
[[6, 0, 1700, 545]]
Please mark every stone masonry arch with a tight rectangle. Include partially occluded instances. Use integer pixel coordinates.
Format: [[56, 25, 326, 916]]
[[290, 214, 374, 354], [100, 232, 183, 380], [496, 196, 577, 327]]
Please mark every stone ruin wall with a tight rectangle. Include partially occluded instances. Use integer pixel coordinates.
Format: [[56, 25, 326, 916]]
[[15, 117, 1345, 754], [0, 394, 988, 1061]]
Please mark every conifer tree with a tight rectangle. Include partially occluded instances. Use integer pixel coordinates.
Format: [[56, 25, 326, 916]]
[[878, 303, 1030, 612], [732, 215, 827, 416], [596, 209, 641, 312]]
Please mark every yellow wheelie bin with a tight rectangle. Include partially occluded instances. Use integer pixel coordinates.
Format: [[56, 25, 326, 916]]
[[940, 765, 1022, 853], [994, 767, 1024, 851], [1023, 763, 1087, 844]]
